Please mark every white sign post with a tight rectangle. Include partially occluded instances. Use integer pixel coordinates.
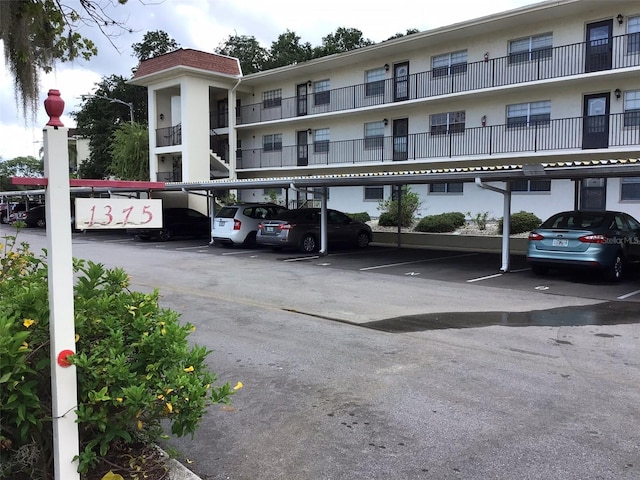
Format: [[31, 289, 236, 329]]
[[43, 89, 80, 480]]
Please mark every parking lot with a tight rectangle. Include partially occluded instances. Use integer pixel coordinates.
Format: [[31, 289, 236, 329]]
[[38, 227, 640, 305]]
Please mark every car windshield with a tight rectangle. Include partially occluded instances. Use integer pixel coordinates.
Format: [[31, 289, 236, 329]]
[[540, 212, 607, 230], [217, 207, 239, 218]]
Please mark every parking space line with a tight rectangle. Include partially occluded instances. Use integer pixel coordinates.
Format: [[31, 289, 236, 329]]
[[509, 267, 531, 273], [617, 289, 640, 300], [220, 249, 262, 255], [467, 273, 503, 283], [175, 245, 212, 250], [359, 252, 477, 271], [284, 255, 320, 262]]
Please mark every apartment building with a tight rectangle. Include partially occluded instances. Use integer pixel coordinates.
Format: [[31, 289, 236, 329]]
[[129, 0, 640, 221]]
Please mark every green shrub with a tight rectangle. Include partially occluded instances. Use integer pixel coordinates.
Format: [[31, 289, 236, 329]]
[[0, 231, 237, 479], [439, 212, 466, 228], [467, 211, 489, 230], [414, 214, 457, 233], [377, 186, 422, 227], [346, 212, 371, 223], [497, 211, 541, 234]]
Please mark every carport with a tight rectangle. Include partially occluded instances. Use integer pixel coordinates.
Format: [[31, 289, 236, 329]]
[[4, 158, 638, 272]]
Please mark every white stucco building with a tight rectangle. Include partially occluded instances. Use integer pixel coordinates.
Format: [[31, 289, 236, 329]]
[[129, 0, 640, 221]]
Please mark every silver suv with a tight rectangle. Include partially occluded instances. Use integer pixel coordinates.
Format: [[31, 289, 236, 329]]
[[212, 203, 287, 247]]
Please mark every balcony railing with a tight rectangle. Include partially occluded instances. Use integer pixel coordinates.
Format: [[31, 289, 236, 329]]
[[227, 33, 640, 127], [156, 124, 182, 147], [237, 113, 640, 169]]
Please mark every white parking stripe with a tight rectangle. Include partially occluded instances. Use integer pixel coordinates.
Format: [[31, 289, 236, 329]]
[[221, 250, 261, 255], [467, 273, 503, 283], [176, 245, 211, 250], [359, 252, 477, 271], [617, 289, 640, 300], [284, 255, 320, 262]]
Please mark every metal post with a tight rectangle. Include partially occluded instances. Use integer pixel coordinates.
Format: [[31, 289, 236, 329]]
[[43, 89, 80, 480]]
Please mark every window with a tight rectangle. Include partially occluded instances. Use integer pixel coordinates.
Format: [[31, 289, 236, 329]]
[[509, 33, 552, 64], [621, 177, 640, 201], [263, 188, 283, 195], [624, 90, 640, 127], [364, 121, 385, 149], [430, 111, 466, 135], [429, 182, 463, 193], [262, 134, 282, 152], [507, 101, 551, 128], [314, 79, 330, 106], [365, 67, 386, 96], [263, 89, 282, 108], [364, 186, 384, 201], [314, 128, 330, 153], [628, 16, 640, 54], [512, 179, 551, 192], [432, 50, 468, 78]]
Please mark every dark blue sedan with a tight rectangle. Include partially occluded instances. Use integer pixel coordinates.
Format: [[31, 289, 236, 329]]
[[526, 210, 640, 281]]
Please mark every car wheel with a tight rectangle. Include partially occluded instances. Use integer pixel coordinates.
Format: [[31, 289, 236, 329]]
[[157, 229, 173, 241], [243, 231, 257, 248], [300, 234, 317, 253], [531, 265, 548, 275], [606, 253, 624, 282], [36, 218, 46, 228], [356, 231, 370, 248]]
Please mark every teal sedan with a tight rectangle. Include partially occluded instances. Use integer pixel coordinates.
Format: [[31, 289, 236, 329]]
[[527, 210, 640, 281]]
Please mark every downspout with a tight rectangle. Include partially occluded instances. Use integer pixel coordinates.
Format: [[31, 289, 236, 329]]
[[290, 183, 328, 256], [474, 177, 511, 272], [228, 77, 242, 181]]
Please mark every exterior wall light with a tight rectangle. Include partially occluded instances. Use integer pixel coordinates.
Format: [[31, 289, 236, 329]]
[[617, 14, 624, 25], [383, 118, 388, 126], [614, 88, 622, 99], [384, 64, 389, 72], [159, 113, 164, 120]]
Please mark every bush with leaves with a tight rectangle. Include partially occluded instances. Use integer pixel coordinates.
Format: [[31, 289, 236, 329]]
[[414, 214, 457, 233], [346, 212, 371, 223], [0, 231, 237, 479], [377, 186, 422, 227], [497, 211, 542, 235]]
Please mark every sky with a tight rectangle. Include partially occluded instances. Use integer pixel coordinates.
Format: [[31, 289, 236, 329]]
[[0, 0, 536, 161]]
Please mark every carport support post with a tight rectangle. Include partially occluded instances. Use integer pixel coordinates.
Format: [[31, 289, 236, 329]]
[[43, 90, 81, 480], [396, 185, 403, 248], [320, 186, 328, 255], [474, 178, 511, 272]]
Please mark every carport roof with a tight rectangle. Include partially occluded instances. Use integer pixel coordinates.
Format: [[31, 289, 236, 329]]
[[1, 158, 638, 197]]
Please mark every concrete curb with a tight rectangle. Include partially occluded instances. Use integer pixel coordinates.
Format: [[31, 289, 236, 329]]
[[372, 231, 528, 254]]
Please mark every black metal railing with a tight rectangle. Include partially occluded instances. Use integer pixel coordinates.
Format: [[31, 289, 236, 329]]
[[227, 34, 639, 127], [237, 112, 640, 169], [155, 124, 182, 147]]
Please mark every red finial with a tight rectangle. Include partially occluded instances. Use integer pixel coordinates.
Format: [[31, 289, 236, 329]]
[[44, 89, 65, 127]]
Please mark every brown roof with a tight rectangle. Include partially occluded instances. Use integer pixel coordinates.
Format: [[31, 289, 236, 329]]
[[132, 48, 241, 79]]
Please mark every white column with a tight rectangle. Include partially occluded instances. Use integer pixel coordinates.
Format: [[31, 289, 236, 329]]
[[43, 90, 80, 480]]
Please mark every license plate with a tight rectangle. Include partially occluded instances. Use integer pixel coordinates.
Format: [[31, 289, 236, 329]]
[[218, 220, 225, 226], [552, 239, 569, 247], [265, 226, 275, 233]]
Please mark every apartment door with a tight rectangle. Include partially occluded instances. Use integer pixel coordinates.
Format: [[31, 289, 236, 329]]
[[585, 20, 613, 73], [393, 118, 408, 161], [393, 62, 409, 102], [297, 130, 308, 166], [582, 93, 610, 149], [580, 178, 606, 210], [296, 83, 308, 116]]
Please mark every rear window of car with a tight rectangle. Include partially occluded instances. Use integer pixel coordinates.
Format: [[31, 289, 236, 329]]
[[217, 207, 239, 218], [272, 209, 317, 221], [541, 212, 606, 229]]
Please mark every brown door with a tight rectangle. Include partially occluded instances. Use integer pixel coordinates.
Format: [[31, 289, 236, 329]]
[[582, 93, 610, 149], [394, 62, 409, 102], [297, 83, 308, 116], [585, 20, 613, 73], [297, 130, 308, 166], [393, 118, 408, 161]]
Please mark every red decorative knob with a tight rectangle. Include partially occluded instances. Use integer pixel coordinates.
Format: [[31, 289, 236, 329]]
[[44, 89, 65, 127], [57, 349, 75, 367]]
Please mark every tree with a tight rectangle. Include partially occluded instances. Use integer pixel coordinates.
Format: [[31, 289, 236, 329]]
[[0, 156, 45, 191], [109, 122, 149, 180], [386, 29, 420, 41], [73, 75, 148, 179], [313, 27, 374, 57], [0, 0, 131, 119], [265, 30, 313, 69], [132, 30, 179, 62], [214, 34, 268, 74]]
